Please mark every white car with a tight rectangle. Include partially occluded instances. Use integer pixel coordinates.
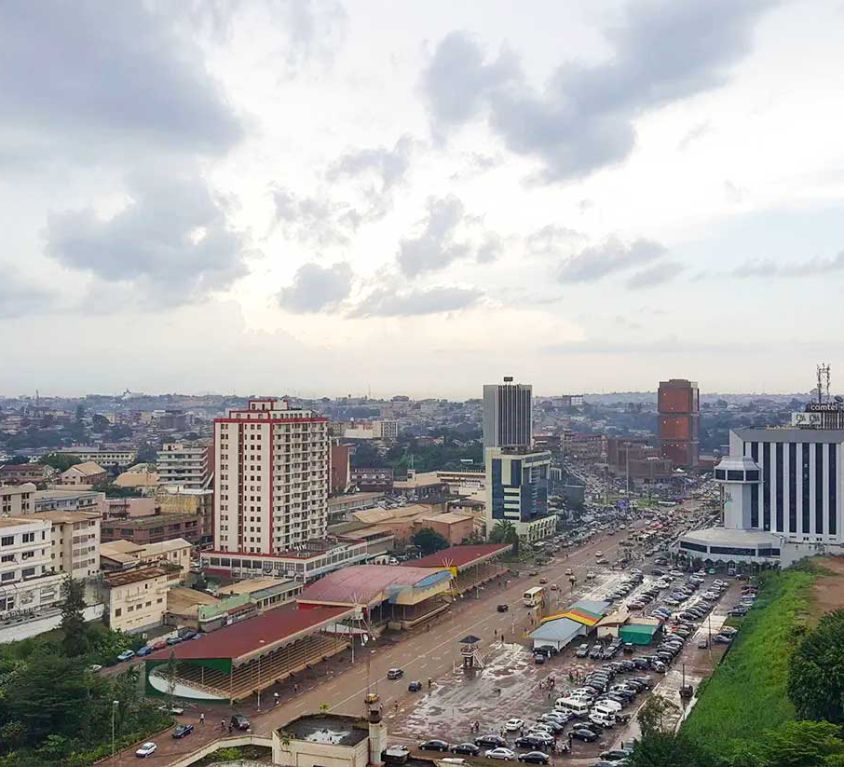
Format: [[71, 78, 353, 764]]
[[504, 718, 524, 732], [136, 742, 158, 758], [485, 748, 517, 761]]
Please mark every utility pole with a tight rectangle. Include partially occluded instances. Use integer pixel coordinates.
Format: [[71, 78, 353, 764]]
[[111, 700, 119, 756]]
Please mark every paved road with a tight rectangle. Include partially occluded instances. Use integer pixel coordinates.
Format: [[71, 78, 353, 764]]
[[99, 529, 630, 766]]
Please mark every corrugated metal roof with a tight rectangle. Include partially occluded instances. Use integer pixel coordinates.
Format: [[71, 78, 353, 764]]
[[530, 617, 583, 644], [298, 564, 452, 606], [407, 544, 511, 570]]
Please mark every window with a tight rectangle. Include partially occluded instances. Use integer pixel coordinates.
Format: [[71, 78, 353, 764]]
[[680, 541, 707, 553], [775, 443, 784, 532], [22, 533, 34, 543], [763, 442, 771, 530], [709, 545, 756, 557], [1, 536, 13, 547], [1, 555, 13, 563], [21, 567, 35, 578], [727, 470, 743, 481], [816, 443, 824, 534], [1, 572, 14, 582], [115, 608, 122, 617]]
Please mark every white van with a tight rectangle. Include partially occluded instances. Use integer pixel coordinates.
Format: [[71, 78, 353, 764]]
[[589, 710, 616, 728], [554, 698, 591, 717], [593, 700, 622, 715]]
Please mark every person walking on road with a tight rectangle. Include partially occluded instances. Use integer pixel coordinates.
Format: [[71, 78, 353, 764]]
[[199, 712, 205, 726], [274, 691, 280, 706]]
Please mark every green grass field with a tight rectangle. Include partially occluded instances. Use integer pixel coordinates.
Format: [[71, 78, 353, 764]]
[[683, 565, 817, 755]]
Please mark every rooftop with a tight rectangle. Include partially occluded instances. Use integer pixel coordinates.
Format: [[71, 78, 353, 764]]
[[65, 461, 106, 476], [147, 604, 353, 664], [680, 527, 782, 546], [530, 617, 583, 644], [0, 516, 48, 529], [101, 511, 196, 529], [37, 510, 100, 525], [421, 512, 474, 525], [104, 566, 168, 587], [217, 577, 298, 597], [407, 543, 512, 570], [283, 714, 369, 747]]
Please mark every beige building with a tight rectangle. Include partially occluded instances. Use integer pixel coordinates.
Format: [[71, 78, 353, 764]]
[[100, 538, 190, 580], [273, 715, 374, 767], [100, 565, 169, 633], [33, 488, 105, 514], [214, 398, 329, 554], [40, 511, 101, 579], [56, 447, 137, 469], [0, 516, 64, 618], [0, 483, 36, 516], [59, 461, 107, 487], [114, 467, 159, 492]]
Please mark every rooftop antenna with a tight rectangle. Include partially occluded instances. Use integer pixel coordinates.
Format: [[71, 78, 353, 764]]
[[817, 364, 831, 404]]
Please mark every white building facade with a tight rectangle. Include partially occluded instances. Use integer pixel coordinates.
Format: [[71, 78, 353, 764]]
[[157, 441, 211, 490], [0, 483, 35, 516], [213, 398, 329, 555], [482, 378, 533, 449]]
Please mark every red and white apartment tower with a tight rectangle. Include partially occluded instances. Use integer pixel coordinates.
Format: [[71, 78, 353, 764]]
[[213, 399, 329, 554]]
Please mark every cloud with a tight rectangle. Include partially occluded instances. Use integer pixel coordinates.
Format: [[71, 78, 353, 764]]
[[45, 170, 247, 302], [0, 269, 56, 318], [272, 187, 362, 247], [626, 261, 686, 288], [477, 234, 503, 264], [0, 1, 242, 160], [350, 286, 481, 317], [397, 196, 471, 276], [422, 1, 771, 180], [327, 135, 414, 192], [526, 225, 585, 257], [733, 252, 844, 278], [678, 120, 713, 150], [557, 237, 667, 283], [277, 262, 352, 313]]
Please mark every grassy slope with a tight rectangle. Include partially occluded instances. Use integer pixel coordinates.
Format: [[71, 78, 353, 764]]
[[683, 566, 817, 754]]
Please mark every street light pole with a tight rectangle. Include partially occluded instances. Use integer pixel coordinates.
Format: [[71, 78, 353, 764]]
[[111, 700, 119, 757]]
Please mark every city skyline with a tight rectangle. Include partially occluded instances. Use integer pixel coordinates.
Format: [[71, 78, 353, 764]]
[[3, 1, 844, 397]]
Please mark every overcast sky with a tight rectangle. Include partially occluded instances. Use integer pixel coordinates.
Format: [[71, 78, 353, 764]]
[[1, 0, 842, 399]]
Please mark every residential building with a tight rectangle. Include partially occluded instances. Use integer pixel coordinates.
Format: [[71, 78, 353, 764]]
[[156, 488, 214, 546], [213, 398, 329, 554], [0, 463, 54, 485], [341, 419, 398, 440], [419, 512, 474, 544], [99, 566, 170, 633], [350, 467, 394, 492], [485, 447, 555, 542], [658, 378, 700, 468], [100, 538, 191, 576], [327, 492, 385, 524], [33, 488, 105, 514], [157, 441, 211, 490], [39, 511, 100, 579], [482, 377, 533, 449], [55, 446, 137, 469], [330, 443, 352, 494], [562, 431, 606, 460], [0, 516, 64, 618], [113, 466, 159, 492], [1, 483, 35, 516], [59, 461, 107, 487], [216, 577, 302, 611], [100, 510, 201, 546]]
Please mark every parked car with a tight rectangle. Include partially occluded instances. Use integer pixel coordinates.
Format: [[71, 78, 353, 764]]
[[89, 664, 103, 672], [570, 728, 599, 742], [475, 735, 507, 748], [600, 749, 634, 762], [505, 718, 525, 732], [575, 643, 589, 658], [173, 724, 194, 739], [485, 748, 517, 761], [452, 743, 481, 756], [387, 668, 404, 680], [518, 752, 550, 764], [533, 653, 546, 665], [713, 634, 733, 644], [497, 604, 509, 613], [420, 740, 450, 752], [136, 645, 153, 657], [158, 704, 185, 715], [135, 742, 157, 758], [117, 650, 135, 662], [231, 714, 251, 731]]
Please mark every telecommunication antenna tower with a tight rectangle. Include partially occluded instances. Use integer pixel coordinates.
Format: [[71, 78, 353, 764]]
[[817, 364, 831, 404]]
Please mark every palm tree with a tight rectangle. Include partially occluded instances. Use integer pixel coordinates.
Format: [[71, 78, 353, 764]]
[[490, 520, 519, 553]]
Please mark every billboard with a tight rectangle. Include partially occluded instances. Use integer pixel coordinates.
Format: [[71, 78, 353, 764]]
[[791, 412, 822, 427]]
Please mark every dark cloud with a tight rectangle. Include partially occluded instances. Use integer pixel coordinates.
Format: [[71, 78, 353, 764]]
[[277, 262, 352, 313], [626, 261, 685, 289], [0, 1, 242, 159], [733, 252, 844, 278], [397, 196, 471, 276], [45, 170, 247, 302], [272, 187, 362, 247], [327, 135, 414, 192], [557, 237, 666, 283], [422, 1, 771, 180], [350, 286, 481, 317]]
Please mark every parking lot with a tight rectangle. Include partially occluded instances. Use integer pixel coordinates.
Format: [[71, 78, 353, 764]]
[[391, 560, 748, 764]]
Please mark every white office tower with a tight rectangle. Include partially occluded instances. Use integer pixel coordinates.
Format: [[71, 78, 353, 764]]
[[157, 441, 211, 490], [213, 399, 329, 555], [482, 377, 533, 449]]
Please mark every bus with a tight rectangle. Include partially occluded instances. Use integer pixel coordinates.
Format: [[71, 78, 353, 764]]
[[523, 586, 544, 607]]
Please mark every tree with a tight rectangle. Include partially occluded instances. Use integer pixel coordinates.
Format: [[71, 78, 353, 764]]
[[489, 520, 519, 554], [759, 721, 844, 767], [60, 577, 89, 657], [627, 696, 708, 767], [412, 528, 449, 556], [788, 609, 844, 722], [39, 453, 81, 472]]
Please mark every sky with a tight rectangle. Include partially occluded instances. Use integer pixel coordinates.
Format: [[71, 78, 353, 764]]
[[1, 0, 843, 399]]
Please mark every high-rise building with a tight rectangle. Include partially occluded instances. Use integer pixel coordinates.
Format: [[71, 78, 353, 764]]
[[157, 440, 212, 490], [482, 377, 533, 449], [484, 447, 554, 542], [213, 398, 329, 555], [658, 379, 700, 468]]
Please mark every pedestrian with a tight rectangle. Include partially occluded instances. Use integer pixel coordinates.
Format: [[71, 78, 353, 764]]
[[568, 733, 573, 748], [221, 719, 226, 732], [199, 712, 205, 726], [274, 691, 280, 706], [294, 682, 299, 694], [228, 723, 233, 734]]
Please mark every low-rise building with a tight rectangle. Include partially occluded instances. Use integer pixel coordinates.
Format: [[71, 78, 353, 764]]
[[100, 538, 191, 578], [156, 441, 211, 490], [99, 566, 170, 633], [56, 446, 137, 469], [33, 488, 105, 514], [59, 461, 107, 487], [0, 463, 54, 485], [100, 510, 201, 546], [113, 467, 159, 493], [1, 483, 36, 516], [216, 577, 302, 612], [418, 512, 474, 545], [155, 488, 213, 547], [40, 511, 101, 579]]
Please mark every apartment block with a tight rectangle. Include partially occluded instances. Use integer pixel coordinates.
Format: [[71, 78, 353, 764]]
[[40, 511, 101, 579], [1, 483, 35, 516], [214, 398, 329, 555], [0, 516, 64, 618], [59, 461, 107, 487], [100, 566, 169, 633], [56, 447, 137, 469], [33, 488, 106, 514], [157, 441, 211, 490]]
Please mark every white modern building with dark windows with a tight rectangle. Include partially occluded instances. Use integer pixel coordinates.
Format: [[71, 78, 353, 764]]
[[482, 377, 532, 449], [679, 427, 844, 566]]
